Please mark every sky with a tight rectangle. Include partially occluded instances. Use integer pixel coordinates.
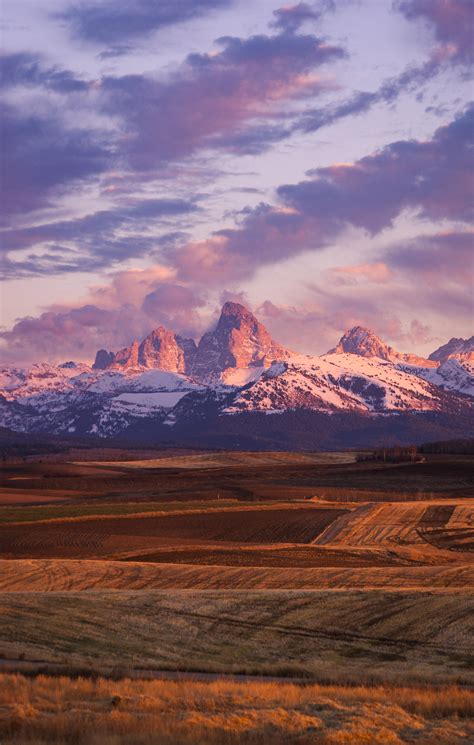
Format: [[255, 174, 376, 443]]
[[0, 0, 472, 365]]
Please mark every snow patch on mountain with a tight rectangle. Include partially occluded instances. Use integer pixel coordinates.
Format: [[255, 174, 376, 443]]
[[223, 353, 445, 416], [401, 357, 474, 397]]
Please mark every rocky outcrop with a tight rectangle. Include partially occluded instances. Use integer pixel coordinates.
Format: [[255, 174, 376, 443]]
[[93, 328, 197, 373], [93, 349, 116, 370], [329, 327, 400, 361], [137, 327, 196, 373], [191, 302, 291, 379], [114, 340, 140, 368], [429, 336, 474, 363]]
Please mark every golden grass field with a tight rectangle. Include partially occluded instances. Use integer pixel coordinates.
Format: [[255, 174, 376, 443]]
[[0, 450, 472, 743], [1, 674, 473, 745]]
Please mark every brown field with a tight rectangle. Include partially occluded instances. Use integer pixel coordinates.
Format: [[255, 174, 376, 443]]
[[1, 674, 473, 745], [1, 452, 472, 505], [0, 450, 472, 743], [0, 505, 348, 559], [1, 559, 472, 591]]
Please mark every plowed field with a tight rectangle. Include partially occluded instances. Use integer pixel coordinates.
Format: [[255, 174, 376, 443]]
[[0, 506, 347, 559]]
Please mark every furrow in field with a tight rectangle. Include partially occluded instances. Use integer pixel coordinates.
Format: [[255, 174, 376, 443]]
[[0, 559, 472, 592]]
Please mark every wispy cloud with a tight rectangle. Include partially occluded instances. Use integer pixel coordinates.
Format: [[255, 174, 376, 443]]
[[59, 0, 233, 45], [2, 199, 199, 277]]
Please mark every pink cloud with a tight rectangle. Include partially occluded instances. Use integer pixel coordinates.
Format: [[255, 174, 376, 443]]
[[327, 262, 393, 285], [101, 30, 344, 170], [1, 267, 209, 364]]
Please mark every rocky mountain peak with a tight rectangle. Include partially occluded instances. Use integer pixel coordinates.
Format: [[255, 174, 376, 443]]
[[138, 326, 196, 373], [93, 349, 116, 370], [328, 326, 437, 367], [329, 326, 396, 360], [429, 336, 474, 362], [191, 302, 291, 379], [218, 301, 255, 323], [92, 327, 197, 374]]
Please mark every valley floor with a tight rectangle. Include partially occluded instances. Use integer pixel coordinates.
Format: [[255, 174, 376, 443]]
[[0, 451, 472, 743]]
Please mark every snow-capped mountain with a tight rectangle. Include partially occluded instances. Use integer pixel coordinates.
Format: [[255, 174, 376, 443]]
[[0, 303, 472, 444], [0, 365, 204, 437], [225, 353, 453, 415]]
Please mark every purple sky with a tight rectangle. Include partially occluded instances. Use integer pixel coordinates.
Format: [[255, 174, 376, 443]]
[[1, 0, 472, 364]]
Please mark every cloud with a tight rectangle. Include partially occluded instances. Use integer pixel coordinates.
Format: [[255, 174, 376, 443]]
[[0, 267, 209, 364], [294, 0, 474, 139], [172, 203, 312, 284], [294, 230, 474, 352], [97, 45, 134, 60], [59, 0, 233, 45], [271, 2, 335, 33], [327, 262, 394, 285], [254, 298, 418, 356], [6, 104, 469, 283], [396, 0, 473, 64], [0, 21, 346, 274], [1, 17, 344, 234], [171, 105, 473, 285], [99, 30, 344, 169], [2, 199, 199, 278], [0, 103, 111, 225], [280, 104, 474, 230], [296, 52, 447, 134], [385, 229, 474, 287], [3, 227, 471, 363], [0, 52, 89, 93]]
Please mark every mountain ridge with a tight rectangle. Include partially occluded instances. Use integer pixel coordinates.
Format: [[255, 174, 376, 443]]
[[1, 302, 472, 447]]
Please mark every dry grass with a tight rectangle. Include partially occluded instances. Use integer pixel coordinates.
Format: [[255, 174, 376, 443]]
[[83, 451, 357, 469], [0, 673, 472, 744], [0, 590, 473, 685]]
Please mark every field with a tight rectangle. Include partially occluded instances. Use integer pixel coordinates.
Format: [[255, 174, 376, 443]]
[[0, 448, 472, 743], [1, 675, 473, 745]]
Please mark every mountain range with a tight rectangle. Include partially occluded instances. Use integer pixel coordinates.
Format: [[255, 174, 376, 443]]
[[1, 302, 472, 449]]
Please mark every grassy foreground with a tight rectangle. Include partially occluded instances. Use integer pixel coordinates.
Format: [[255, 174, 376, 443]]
[[1, 673, 472, 744]]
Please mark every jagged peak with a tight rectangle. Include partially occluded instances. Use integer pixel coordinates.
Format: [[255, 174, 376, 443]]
[[328, 326, 437, 367], [191, 302, 291, 378], [429, 335, 474, 362], [217, 301, 259, 326]]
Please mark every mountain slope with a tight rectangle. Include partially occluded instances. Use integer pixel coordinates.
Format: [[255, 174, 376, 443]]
[[223, 353, 461, 415]]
